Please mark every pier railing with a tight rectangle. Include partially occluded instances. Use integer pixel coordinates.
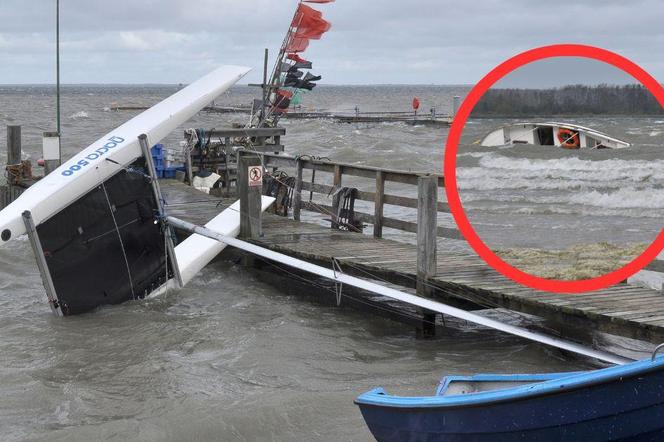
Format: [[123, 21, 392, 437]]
[[239, 151, 459, 331], [255, 152, 461, 241]]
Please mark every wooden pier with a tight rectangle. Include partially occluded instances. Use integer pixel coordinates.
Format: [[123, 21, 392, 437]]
[[4, 121, 664, 350], [160, 151, 664, 346]]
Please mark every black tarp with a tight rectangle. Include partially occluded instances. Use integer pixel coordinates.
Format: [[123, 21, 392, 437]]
[[36, 166, 171, 315]]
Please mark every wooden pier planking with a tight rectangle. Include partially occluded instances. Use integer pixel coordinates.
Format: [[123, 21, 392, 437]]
[[161, 180, 664, 344]]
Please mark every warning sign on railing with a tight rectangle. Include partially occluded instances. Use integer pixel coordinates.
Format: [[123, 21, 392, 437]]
[[248, 166, 263, 187]]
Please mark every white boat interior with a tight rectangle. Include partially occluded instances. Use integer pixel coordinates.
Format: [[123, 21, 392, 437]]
[[480, 122, 631, 149]]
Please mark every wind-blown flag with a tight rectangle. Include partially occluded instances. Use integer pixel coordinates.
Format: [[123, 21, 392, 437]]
[[285, 36, 309, 53], [293, 4, 331, 40]]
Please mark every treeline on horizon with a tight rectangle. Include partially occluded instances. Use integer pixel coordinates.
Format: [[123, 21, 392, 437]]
[[471, 84, 664, 116]]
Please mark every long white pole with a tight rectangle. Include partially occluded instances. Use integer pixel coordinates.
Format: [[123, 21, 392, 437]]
[[166, 215, 632, 366]]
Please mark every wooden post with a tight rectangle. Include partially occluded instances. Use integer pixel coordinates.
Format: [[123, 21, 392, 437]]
[[2, 126, 22, 209], [293, 159, 304, 221], [185, 149, 193, 185], [7, 125, 21, 166], [416, 174, 438, 336], [224, 136, 231, 196], [238, 152, 262, 239], [373, 170, 385, 238], [330, 164, 343, 229]]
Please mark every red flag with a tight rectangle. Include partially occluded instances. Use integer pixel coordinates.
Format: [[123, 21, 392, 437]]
[[287, 53, 310, 64], [291, 4, 331, 40], [412, 97, 420, 110], [303, 0, 335, 3], [285, 36, 309, 53]]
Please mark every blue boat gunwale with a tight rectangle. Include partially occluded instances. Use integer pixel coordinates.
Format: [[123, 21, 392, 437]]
[[434, 372, 585, 396], [355, 356, 662, 410]]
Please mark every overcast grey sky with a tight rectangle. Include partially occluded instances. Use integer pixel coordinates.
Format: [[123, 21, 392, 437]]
[[1, 0, 664, 86]]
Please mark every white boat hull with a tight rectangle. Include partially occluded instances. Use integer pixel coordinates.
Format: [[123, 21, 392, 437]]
[[480, 122, 630, 149]]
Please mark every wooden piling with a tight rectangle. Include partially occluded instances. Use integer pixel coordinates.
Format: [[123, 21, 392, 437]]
[[293, 159, 304, 221], [1, 126, 22, 209], [238, 152, 263, 239], [330, 165, 343, 229], [416, 174, 438, 336], [373, 170, 385, 238], [7, 125, 21, 165]]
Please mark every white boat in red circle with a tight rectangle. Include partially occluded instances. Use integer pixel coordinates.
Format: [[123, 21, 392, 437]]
[[480, 122, 631, 149]]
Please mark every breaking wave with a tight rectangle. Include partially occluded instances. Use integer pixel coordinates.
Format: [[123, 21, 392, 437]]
[[457, 153, 664, 212], [69, 111, 89, 120], [458, 153, 664, 192]]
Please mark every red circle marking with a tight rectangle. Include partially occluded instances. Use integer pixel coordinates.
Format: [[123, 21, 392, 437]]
[[444, 44, 664, 293]]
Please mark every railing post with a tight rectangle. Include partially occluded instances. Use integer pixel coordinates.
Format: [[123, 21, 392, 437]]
[[238, 151, 263, 239], [330, 164, 343, 229], [293, 159, 304, 221], [417, 174, 438, 336], [373, 170, 385, 238]]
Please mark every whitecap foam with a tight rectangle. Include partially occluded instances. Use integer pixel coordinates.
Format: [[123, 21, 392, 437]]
[[69, 111, 89, 120], [568, 188, 664, 209]]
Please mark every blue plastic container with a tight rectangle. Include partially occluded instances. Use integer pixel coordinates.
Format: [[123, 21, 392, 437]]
[[151, 144, 165, 159]]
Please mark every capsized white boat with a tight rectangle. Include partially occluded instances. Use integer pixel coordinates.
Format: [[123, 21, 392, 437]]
[[480, 122, 631, 149], [0, 65, 277, 316]]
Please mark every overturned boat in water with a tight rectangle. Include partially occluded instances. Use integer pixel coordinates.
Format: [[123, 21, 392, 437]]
[[480, 122, 631, 149], [0, 65, 276, 315]]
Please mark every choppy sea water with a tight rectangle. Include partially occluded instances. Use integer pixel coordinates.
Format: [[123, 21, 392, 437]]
[[0, 85, 660, 440]]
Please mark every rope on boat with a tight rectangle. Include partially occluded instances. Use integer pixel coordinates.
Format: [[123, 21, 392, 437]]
[[101, 181, 136, 300]]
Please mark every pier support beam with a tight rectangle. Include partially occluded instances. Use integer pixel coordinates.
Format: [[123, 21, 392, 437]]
[[416, 174, 438, 337], [238, 151, 263, 239]]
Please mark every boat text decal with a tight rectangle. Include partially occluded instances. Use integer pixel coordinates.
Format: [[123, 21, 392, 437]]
[[61, 136, 126, 177]]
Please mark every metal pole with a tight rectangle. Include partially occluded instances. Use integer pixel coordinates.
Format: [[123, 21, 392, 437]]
[[22, 211, 63, 316], [56, 0, 61, 138], [261, 48, 268, 126], [138, 134, 183, 288]]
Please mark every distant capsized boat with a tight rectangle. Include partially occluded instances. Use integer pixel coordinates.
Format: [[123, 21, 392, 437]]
[[355, 354, 664, 441], [480, 122, 631, 149]]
